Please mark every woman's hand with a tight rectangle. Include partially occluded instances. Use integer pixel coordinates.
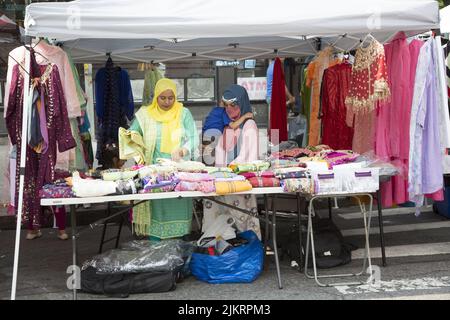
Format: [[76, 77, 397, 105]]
[[244, 112, 254, 119], [171, 147, 188, 162]]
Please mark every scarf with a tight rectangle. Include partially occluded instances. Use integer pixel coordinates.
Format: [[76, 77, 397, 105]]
[[147, 78, 183, 154]]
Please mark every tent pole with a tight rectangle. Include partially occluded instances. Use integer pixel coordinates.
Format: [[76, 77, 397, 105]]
[[11, 37, 33, 300]]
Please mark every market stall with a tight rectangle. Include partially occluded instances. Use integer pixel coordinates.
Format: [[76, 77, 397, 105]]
[[6, 0, 443, 300]]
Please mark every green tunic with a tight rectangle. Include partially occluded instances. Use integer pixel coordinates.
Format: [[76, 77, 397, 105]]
[[125, 106, 199, 239]]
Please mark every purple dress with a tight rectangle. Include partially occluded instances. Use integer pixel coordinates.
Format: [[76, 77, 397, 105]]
[[6, 61, 76, 230]]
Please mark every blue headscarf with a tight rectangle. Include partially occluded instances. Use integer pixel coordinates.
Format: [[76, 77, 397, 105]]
[[222, 84, 252, 125]]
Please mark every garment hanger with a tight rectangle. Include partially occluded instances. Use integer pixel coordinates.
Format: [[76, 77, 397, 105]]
[[359, 33, 375, 48]]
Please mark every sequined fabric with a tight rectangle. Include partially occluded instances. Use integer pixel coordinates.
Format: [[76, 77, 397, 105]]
[[6, 61, 76, 229], [345, 40, 390, 113]]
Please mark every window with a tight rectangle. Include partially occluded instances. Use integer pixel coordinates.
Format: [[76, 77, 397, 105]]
[[172, 78, 185, 101], [187, 78, 215, 102]]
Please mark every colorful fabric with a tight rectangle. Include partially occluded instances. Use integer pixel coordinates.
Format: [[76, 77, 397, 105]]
[[205, 167, 233, 174], [6, 54, 76, 230], [215, 175, 247, 182], [101, 169, 139, 181], [345, 39, 390, 113], [307, 47, 340, 146], [215, 180, 253, 195], [281, 178, 313, 194], [175, 180, 216, 193], [210, 171, 238, 179], [276, 171, 308, 180], [142, 67, 163, 105], [248, 177, 280, 188], [271, 148, 316, 159], [175, 172, 214, 182], [321, 63, 354, 150], [147, 78, 184, 154], [274, 167, 308, 176], [229, 161, 270, 174], [324, 151, 359, 168], [239, 171, 275, 179], [270, 159, 306, 169], [39, 181, 75, 199]]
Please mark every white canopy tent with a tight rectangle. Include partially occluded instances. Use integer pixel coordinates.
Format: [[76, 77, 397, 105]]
[[24, 0, 440, 63], [10, 0, 440, 300], [440, 5, 450, 33]]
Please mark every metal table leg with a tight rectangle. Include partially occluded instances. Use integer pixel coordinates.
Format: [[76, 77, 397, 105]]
[[99, 202, 111, 253], [328, 197, 332, 220], [305, 194, 373, 287], [297, 193, 303, 272], [376, 190, 387, 266], [70, 205, 77, 300], [263, 195, 269, 261], [271, 194, 283, 289]]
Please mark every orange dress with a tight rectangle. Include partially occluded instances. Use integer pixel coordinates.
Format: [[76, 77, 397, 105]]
[[306, 47, 341, 146]]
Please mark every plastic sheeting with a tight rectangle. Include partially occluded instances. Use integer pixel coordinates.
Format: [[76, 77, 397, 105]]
[[82, 239, 194, 274]]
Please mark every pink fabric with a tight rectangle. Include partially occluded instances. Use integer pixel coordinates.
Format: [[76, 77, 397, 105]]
[[4, 43, 81, 119], [347, 106, 376, 154], [240, 171, 275, 179], [176, 172, 214, 182], [174, 180, 216, 193], [378, 34, 424, 207], [215, 119, 259, 167]]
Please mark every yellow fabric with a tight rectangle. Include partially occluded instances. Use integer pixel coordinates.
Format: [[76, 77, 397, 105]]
[[146, 78, 183, 154], [215, 181, 253, 195], [118, 127, 147, 165]]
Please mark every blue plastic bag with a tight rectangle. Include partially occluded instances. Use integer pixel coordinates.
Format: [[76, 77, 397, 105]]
[[190, 231, 264, 284]]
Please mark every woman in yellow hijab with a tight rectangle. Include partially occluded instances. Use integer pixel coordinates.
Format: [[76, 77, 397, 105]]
[[119, 78, 199, 240]]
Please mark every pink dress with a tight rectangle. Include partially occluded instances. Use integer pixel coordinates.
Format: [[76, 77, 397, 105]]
[[377, 33, 425, 207]]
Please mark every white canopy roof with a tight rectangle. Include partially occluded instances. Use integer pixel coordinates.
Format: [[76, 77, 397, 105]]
[[440, 5, 450, 33], [24, 0, 439, 63]]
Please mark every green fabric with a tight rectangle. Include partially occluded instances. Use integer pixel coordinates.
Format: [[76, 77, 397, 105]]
[[127, 107, 199, 239], [66, 51, 89, 171], [142, 68, 163, 106], [301, 68, 311, 145], [66, 52, 87, 111]]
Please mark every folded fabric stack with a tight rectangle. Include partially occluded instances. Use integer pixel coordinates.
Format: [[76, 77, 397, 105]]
[[101, 168, 139, 181], [281, 177, 313, 194], [247, 177, 280, 188], [39, 180, 75, 198], [215, 180, 253, 195], [271, 147, 316, 159], [270, 159, 307, 169], [205, 167, 233, 174], [157, 158, 206, 173], [210, 171, 246, 182], [229, 161, 271, 174], [323, 151, 359, 168], [174, 172, 216, 193], [239, 171, 275, 179], [141, 174, 179, 193]]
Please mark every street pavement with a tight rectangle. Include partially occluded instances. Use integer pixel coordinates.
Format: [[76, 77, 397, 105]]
[[1, 202, 450, 300]]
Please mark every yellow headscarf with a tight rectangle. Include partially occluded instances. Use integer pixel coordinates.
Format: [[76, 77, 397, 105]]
[[147, 78, 183, 154]]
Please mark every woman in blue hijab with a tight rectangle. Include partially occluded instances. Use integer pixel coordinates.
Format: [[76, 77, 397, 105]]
[[214, 84, 259, 166]]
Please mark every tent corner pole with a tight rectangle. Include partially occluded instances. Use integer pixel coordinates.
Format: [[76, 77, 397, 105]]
[[10, 36, 34, 300]]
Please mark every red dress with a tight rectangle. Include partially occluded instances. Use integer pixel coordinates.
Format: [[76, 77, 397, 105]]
[[320, 63, 354, 150]]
